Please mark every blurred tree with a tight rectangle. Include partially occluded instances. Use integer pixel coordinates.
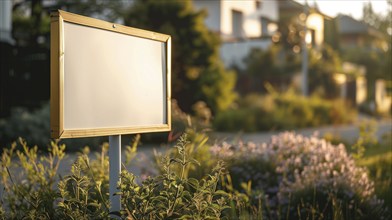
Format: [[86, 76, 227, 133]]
[[362, 2, 378, 28], [12, 0, 50, 47], [54, 0, 125, 22], [241, 44, 340, 98], [1, 0, 52, 115], [361, 1, 391, 82], [12, 0, 125, 47], [362, 0, 392, 38], [324, 18, 340, 50], [241, 45, 300, 94], [123, 0, 236, 113], [2, 1, 141, 115], [277, 10, 303, 52], [308, 45, 342, 98], [277, 0, 307, 53], [337, 0, 391, 99]]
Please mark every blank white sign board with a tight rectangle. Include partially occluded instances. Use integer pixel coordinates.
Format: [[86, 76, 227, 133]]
[[50, 10, 171, 138], [64, 22, 166, 129]]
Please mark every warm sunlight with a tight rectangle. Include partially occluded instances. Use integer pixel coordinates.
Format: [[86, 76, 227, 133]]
[[296, 0, 389, 19], [1, 1, 391, 219]]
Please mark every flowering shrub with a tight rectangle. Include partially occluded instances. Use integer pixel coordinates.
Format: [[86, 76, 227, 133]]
[[1, 132, 390, 219], [210, 132, 389, 219]]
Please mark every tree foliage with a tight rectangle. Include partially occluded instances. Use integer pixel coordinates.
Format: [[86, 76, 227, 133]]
[[240, 45, 300, 94], [241, 44, 341, 98], [123, 0, 236, 113], [359, 1, 392, 82], [12, 0, 50, 47], [54, 0, 125, 22], [362, 0, 392, 39], [308, 45, 342, 98]]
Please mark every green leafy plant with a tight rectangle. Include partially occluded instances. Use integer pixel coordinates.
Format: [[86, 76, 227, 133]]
[[1, 134, 232, 219], [352, 120, 378, 159], [2, 129, 390, 219], [358, 132, 392, 210], [0, 205, 4, 220], [0, 138, 65, 219], [57, 156, 109, 219], [119, 134, 229, 219]]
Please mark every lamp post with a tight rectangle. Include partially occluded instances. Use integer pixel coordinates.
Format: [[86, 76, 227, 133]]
[[301, 1, 309, 97]]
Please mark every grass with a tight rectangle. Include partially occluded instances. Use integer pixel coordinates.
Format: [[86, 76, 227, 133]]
[[326, 129, 392, 209], [358, 138, 392, 208]]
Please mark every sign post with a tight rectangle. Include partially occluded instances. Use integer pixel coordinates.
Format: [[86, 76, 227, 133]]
[[50, 10, 171, 215], [109, 135, 121, 214]]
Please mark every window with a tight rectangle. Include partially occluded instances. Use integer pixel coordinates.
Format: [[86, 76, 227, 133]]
[[261, 17, 268, 36], [232, 10, 243, 39], [255, 0, 262, 9]]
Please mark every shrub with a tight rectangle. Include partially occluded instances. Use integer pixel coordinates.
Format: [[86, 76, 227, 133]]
[[119, 134, 228, 219], [0, 138, 65, 219], [209, 132, 389, 219], [358, 132, 392, 210], [0, 103, 50, 148], [0, 102, 106, 151], [56, 156, 109, 219], [1, 131, 389, 219], [214, 92, 357, 132], [0, 135, 230, 219], [360, 151, 392, 209], [240, 44, 342, 99]]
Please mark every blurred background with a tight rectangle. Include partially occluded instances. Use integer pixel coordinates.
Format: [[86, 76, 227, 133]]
[[0, 0, 391, 148], [1, 1, 391, 218]]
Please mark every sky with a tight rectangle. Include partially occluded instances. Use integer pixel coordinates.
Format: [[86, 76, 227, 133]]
[[295, 0, 390, 20]]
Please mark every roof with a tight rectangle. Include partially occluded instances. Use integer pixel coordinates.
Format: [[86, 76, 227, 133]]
[[278, 0, 332, 20], [336, 14, 384, 38]]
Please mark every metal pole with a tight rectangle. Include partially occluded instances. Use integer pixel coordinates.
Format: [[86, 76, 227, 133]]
[[302, 1, 309, 97], [109, 135, 121, 215]]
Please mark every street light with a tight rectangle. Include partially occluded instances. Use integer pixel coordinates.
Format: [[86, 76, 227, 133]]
[[301, 1, 309, 97]]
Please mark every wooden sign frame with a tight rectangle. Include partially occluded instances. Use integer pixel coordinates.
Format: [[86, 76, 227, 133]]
[[50, 10, 171, 139]]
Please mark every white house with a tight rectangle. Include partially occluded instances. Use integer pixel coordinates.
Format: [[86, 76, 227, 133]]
[[192, 0, 279, 69], [0, 0, 14, 44]]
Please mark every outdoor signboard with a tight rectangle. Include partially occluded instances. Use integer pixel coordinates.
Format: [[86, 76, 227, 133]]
[[50, 10, 171, 139]]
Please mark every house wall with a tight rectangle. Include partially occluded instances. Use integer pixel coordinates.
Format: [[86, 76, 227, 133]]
[[259, 0, 279, 21], [192, 0, 221, 33], [193, 0, 279, 40], [356, 76, 367, 105], [306, 13, 324, 47], [0, 0, 13, 44], [193, 0, 279, 69], [375, 79, 392, 113], [219, 0, 261, 39]]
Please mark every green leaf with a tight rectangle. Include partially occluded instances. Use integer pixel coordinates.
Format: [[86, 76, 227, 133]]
[[214, 190, 228, 197], [177, 214, 194, 219], [189, 158, 201, 166], [181, 191, 192, 200], [187, 178, 200, 189]]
